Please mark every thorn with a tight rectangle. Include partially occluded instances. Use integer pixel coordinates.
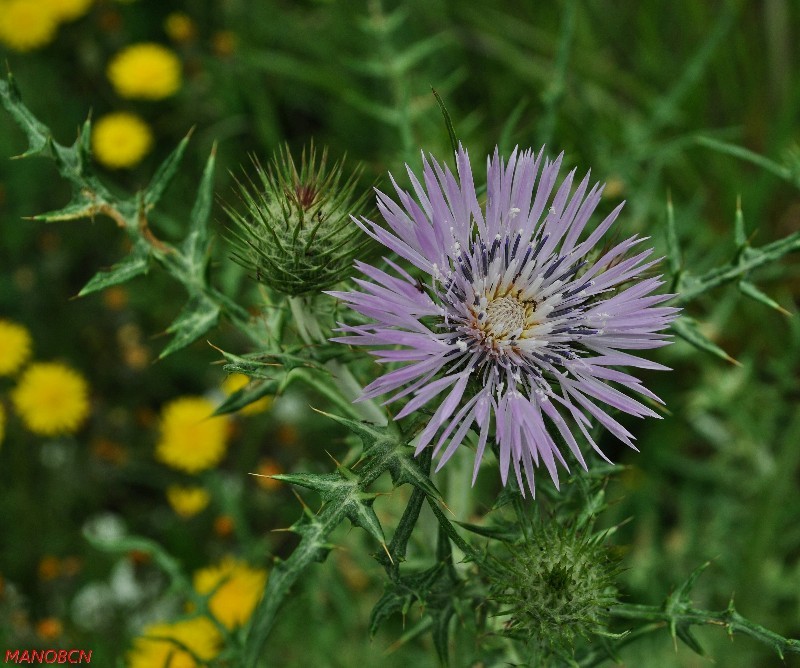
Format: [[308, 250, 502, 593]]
[[290, 488, 309, 510], [384, 638, 403, 655], [381, 541, 394, 565], [725, 354, 743, 368], [439, 498, 455, 517], [248, 472, 277, 481], [324, 449, 342, 468], [206, 341, 226, 355]]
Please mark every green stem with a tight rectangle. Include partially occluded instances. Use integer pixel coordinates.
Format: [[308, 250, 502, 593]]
[[292, 368, 364, 421], [242, 430, 405, 666], [427, 497, 481, 563], [380, 447, 433, 575], [673, 230, 800, 305], [288, 296, 388, 425], [324, 359, 388, 425], [609, 602, 800, 658]]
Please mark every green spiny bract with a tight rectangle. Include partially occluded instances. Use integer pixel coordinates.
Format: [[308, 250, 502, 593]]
[[486, 520, 621, 655], [226, 143, 371, 296]]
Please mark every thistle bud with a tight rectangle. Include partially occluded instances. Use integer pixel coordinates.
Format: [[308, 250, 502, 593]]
[[226, 143, 370, 296], [486, 521, 621, 654]]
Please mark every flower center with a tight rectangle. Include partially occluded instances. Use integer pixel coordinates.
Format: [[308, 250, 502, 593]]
[[485, 295, 526, 337]]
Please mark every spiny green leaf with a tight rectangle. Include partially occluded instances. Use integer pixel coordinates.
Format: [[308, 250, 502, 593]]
[[283, 511, 338, 563], [369, 589, 411, 637], [345, 495, 386, 547], [456, 521, 518, 541], [78, 116, 92, 161], [213, 378, 277, 416], [216, 346, 327, 379], [159, 293, 220, 359], [271, 472, 347, 497], [0, 74, 51, 159], [428, 499, 480, 562], [665, 559, 711, 643], [739, 280, 791, 316], [431, 603, 456, 666], [674, 624, 706, 656], [32, 195, 101, 222], [671, 317, 740, 365], [215, 348, 286, 381], [182, 144, 217, 279], [144, 129, 193, 208], [318, 412, 441, 498], [78, 246, 150, 296], [317, 411, 391, 448], [13, 130, 53, 161], [273, 469, 386, 547], [674, 226, 800, 306], [672, 560, 711, 604], [370, 563, 446, 632]]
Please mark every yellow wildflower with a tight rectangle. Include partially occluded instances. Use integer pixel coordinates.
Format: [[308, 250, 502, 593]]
[[193, 556, 267, 629], [127, 617, 221, 668], [12, 362, 90, 436], [164, 12, 196, 43], [155, 397, 229, 474], [43, 0, 93, 22], [221, 373, 272, 416], [166, 485, 210, 518], [107, 43, 181, 100], [92, 112, 153, 169], [0, 0, 58, 52], [0, 320, 32, 376]]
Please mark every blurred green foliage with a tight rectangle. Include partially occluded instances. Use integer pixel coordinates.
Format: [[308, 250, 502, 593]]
[[1, 0, 800, 666]]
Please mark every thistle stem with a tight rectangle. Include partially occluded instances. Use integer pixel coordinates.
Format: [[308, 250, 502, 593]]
[[608, 602, 800, 657], [287, 296, 388, 425]]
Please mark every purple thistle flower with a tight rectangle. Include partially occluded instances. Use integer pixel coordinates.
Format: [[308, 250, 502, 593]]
[[329, 146, 679, 496]]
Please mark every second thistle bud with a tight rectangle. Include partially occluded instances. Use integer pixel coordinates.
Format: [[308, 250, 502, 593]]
[[485, 520, 622, 655], [226, 143, 370, 296]]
